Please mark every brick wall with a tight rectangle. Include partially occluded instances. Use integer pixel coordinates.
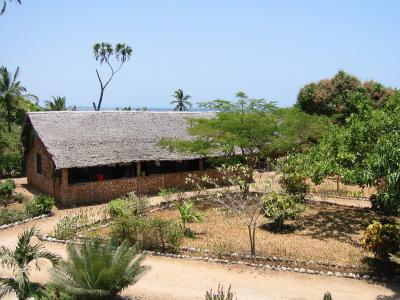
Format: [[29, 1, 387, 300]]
[[26, 136, 55, 196], [57, 169, 219, 207]]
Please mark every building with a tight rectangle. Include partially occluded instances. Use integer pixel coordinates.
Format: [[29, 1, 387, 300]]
[[22, 111, 217, 206]]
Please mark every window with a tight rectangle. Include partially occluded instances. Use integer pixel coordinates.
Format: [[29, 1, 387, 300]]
[[36, 153, 43, 175]]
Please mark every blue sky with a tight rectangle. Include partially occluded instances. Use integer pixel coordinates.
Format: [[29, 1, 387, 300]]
[[1, 0, 399, 109]]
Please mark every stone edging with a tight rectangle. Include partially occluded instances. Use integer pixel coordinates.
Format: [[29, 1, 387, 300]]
[[0, 213, 51, 230], [144, 250, 381, 282], [310, 192, 368, 201], [179, 247, 355, 270], [39, 234, 389, 283]]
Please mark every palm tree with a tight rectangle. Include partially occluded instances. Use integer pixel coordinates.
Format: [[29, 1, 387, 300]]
[[51, 239, 148, 299], [176, 200, 203, 235], [0, 227, 60, 299], [1, 0, 21, 15], [45, 96, 74, 111], [0, 66, 36, 132], [171, 89, 192, 111]]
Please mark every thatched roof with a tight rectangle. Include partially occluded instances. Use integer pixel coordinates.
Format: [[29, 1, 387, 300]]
[[25, 111, 215, 170]]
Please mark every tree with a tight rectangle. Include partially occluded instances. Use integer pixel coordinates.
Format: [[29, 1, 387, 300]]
[[45, 96, 74, 111], [176, 200, 203, 235], [0, 66, 37, 132], [294, 91, 400, 215], [187, 164, 273, 257], [92, 42, 133, 111], [0, 227, 59, 299], [51, 239, 148, 299], [296, 70, 394, 123], [171, 89, 192, 111], [0, 0, 21, 15]]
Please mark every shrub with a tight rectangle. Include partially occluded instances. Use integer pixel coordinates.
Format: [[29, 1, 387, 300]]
[[0, 151, 22, 178], [280, 175, 309, 201], [205, 285, 235, 300], [0, 207, 26, 225], [52, 212, 88, 240], [0, 179, 16, 206], [15, 192, 25, 204], [323, 292, 333, 300], [35, 285, 73, 300], [25, 195, 54, 217], [111, 216, 184, 253], [106, 192, 148, 219], [158, 187, 179, 202], [261, 192, 305, 228], [51, 239, 148, 299], [361, 221, 400, 259], [176, 200, 204, 235]]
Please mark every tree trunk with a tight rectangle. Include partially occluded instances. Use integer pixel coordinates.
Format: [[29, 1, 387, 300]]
[[248, 224, 256, 259]]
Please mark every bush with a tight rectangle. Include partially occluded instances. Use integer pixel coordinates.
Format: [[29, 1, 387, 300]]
[[205, 285, 235, 300], [15, 192, 25, 204], [106, 192, 148, 219], [52, 212, 88, 240], [261, 192, 305, 228], [111, 216, 184, 253], [280, 175, 309, 202], [0, 178, 16, 206], [35, 285, 73, 300], [0, 151, 22, 177], [0, 207, 26, 225], [361, 221, 400, 259], [25, 195, 54, 217], [323, 292, 333, 300]]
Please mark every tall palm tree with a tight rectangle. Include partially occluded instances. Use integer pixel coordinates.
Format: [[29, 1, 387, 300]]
[[45, 96, 74, 111], [171, 89, 192, 111], [0, 66, 36, 132], [51, 239, 148, 299], [0, 227, 60, 299]]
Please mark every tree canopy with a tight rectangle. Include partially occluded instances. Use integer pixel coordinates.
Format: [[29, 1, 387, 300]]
[[296, 70, 394, 123], [291, 91, 400, 215]]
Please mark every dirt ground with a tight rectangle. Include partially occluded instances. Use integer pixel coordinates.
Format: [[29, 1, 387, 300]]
[[0, 178, 399, 299]]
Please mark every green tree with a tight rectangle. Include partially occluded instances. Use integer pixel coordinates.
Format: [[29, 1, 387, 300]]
[[176, 200, 203, 235], [45, 96, 74, 111], [0, 0, 21, 15], [0, 227, 59, 299], [92, 42, 133, 111], [51, 239, 147, 299], [295, 91, 400, 215], [171, 89, 192, 111], [0, 66, 37, 132], [296, 70, 394, 123]]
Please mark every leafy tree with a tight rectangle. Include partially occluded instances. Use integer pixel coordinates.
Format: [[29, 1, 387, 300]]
[[92, 42, 133, 111], [296, 70, 394, 123], [0, 66, 37, 132], [0, 0, 21, 15], [171, 89, 192, 111], [0, 227, 59, 299], [51, 239, 147, 299], [45, 96, 75, 111], [294, 91, 400, 215], [176, 200, 203, 235]]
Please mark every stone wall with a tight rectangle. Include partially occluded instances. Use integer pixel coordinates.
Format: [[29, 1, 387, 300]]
[[26, 136, 55, 196], [56, 169, 220, 207]]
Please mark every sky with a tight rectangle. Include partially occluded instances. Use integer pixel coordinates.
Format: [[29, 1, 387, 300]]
[[1, 0, 399, 109]]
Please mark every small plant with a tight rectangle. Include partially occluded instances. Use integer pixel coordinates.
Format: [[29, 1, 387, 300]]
[[176, 200, 203, 236], [361, 221, 400, 259], [207, 238, 234, 259], [323, 292, 333, 300], [261, 192, 305, 229], [0, 207, 26, 225], [51, 239, 148, 299], [35, 285, 72, 300], [111, 216, 184, 253], [158, 187, 179, 202], [25, 195, 54, 217], [0, 179, 16, 206], [14, 192, 25, 204], [205, 285, 235, 300], [52, 212, 88, 240], [106, 192, 148, 219]]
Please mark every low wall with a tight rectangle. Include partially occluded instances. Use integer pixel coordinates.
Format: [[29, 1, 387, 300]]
[[57, 169, 219, 207]]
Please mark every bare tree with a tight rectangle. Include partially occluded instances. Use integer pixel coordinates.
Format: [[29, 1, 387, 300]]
[[92, 42, 133, 111], [1, 0, 21, 15], [187, 164, 274, 258]]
